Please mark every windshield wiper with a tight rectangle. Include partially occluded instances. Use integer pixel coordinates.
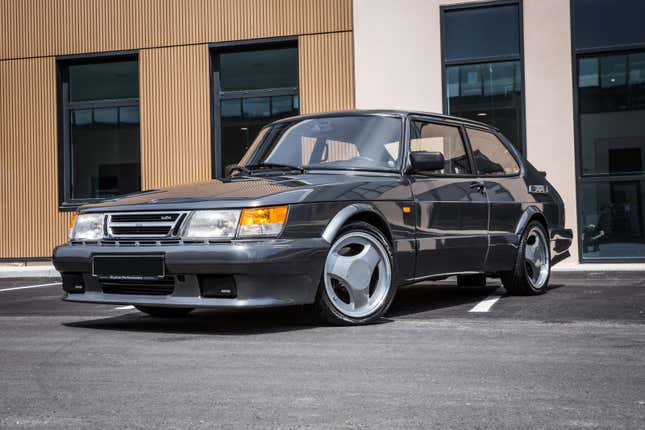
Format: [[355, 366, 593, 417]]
[[245, 163, 305, 174], [227, 164, 251, 177]]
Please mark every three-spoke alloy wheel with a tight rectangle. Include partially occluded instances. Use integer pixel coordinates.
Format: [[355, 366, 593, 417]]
[[316, 221, 396, 325], [502, 220, 551, 295]]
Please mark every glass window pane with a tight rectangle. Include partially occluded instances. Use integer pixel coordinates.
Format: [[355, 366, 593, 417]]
[[461, 65, 482, 97], [68, 60, 139, 101], [272, 95, 294, 115], [70, 106, 140, 199], [466, 128, 519, 175], [579, 57, 599, 88], [573, 0, 645, 51], [580, 180, 645, 259], [243, 97, 271, 118], [629, 53, 645, 85], [600, 55, 627, 88], [446, 61, 523, 151], [219, 47, 298, 91], [443, 4, 520, 62], [410, 121, 471, 174], [578, 52, 645, 176], [221, 99, 242, 118], [221, 99, 298, 174]]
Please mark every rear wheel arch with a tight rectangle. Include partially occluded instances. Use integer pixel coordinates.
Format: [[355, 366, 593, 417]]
[[514, 206, 549, 237]]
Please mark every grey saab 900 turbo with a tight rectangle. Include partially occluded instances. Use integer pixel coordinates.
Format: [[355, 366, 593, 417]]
[[53, 110, 573, 325]]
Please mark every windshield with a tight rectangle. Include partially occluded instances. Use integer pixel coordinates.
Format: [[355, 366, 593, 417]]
[[248, 116, 403, 171]]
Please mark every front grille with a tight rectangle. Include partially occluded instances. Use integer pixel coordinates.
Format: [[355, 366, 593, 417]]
[[110, 226, 174, 236], [100, 277, 175, 295], [111, 213, 180, 223], [107, 212, 186, 238]]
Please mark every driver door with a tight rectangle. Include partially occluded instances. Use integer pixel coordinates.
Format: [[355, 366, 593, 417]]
[[407, 118, 489, 278]]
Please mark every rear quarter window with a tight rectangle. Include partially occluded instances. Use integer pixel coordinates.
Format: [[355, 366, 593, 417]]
[[466, 128, 520, 175]]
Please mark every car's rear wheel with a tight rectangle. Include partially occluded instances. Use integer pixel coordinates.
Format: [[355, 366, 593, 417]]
[[134, 306, 194, 318], [501, 221, 551, 295], [316, 221, 396, 325]]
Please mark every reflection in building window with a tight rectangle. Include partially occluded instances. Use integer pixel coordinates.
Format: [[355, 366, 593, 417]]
[[59, 57, 141, 203], [577, 50, 645, 259], [215, 45, 299, 175], [441, 2, 524, 152]]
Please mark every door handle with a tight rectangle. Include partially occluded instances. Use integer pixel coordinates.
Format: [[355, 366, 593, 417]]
[[470, 181, 486, 192]]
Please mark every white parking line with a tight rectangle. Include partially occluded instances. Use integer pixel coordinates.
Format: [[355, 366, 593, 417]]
[[469, 287, 504, 313], [114, 305, 135, 310], [0, 282, 61, 293]]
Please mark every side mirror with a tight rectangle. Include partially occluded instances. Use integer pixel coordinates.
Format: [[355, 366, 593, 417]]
[[409, 151, 445, 173]]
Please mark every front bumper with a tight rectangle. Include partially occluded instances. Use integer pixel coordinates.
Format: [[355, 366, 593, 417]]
[[53, 238, 329, 308], [550, 228, 573, 266]]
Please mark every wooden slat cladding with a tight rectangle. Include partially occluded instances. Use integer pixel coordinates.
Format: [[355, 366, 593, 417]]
[[299, 32, 355, 114], [140, 45, 211, 190], [0, 58, 72, 259], [0, 0, 353, 61]]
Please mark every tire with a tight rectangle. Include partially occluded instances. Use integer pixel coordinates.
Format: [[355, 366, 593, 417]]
[[134, 306, 194, 318], [501, 221, 551, 295], [457, 274, 487, 287], [315, 221, 397, 325]]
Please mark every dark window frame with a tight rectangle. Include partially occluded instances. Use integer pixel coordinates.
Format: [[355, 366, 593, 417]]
[[571, 0, 645, 263], [440, 0, 527, 155], [209, 37, 299, 178], [56, 51, 140, 211]]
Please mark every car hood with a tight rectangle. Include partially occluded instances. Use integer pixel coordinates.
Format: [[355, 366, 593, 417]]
[[80, 173, 410, 213]]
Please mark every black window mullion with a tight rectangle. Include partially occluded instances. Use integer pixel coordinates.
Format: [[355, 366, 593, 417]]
[[67, 98, 139, 110], [219, 87, 298, 100]]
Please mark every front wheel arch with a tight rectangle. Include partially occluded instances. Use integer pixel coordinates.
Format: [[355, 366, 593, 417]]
[[322, 204, 393, 245]]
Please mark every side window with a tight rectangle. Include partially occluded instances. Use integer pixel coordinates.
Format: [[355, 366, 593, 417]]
[[410, 121, 471, 174], [467, 128, 520, 175]]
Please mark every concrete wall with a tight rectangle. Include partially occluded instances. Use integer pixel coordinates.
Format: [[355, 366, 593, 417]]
[[354, 0, 586, 267]]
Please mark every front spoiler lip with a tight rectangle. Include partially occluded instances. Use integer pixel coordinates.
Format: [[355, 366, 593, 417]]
[[63, 293, 296, 309]]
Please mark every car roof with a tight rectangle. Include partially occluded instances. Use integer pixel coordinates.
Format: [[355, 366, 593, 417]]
[[270, 109, 499, 131]]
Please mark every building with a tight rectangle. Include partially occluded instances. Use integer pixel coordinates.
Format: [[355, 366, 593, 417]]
[[1, 0, 644, 269]]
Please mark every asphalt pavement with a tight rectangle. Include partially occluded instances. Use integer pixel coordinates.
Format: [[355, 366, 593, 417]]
[[0, 273, 643, 429]]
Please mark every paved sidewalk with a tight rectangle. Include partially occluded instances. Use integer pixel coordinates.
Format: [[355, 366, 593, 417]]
[[0, 264, 60, 279]]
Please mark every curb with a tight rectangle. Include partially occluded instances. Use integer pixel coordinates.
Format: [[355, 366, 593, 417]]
[[0, 265, 60, 279]]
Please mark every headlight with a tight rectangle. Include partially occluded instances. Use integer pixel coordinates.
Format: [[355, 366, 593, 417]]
[[238, 206, 288, 237], [181, 210, 241, 240], [69, 213, 105, 241]]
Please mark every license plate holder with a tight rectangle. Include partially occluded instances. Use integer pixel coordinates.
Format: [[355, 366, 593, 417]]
[[92, 255, 165, 280]]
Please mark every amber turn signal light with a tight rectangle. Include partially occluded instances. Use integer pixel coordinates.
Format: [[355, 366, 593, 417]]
[[238, 206, 288, 238], [240, 206, 288, 225]]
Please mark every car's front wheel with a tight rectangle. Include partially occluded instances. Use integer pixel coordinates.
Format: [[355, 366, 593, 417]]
[[134, 306, 194, 318], [316, 221, 396, 325], [501, 221, 551, 295]]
